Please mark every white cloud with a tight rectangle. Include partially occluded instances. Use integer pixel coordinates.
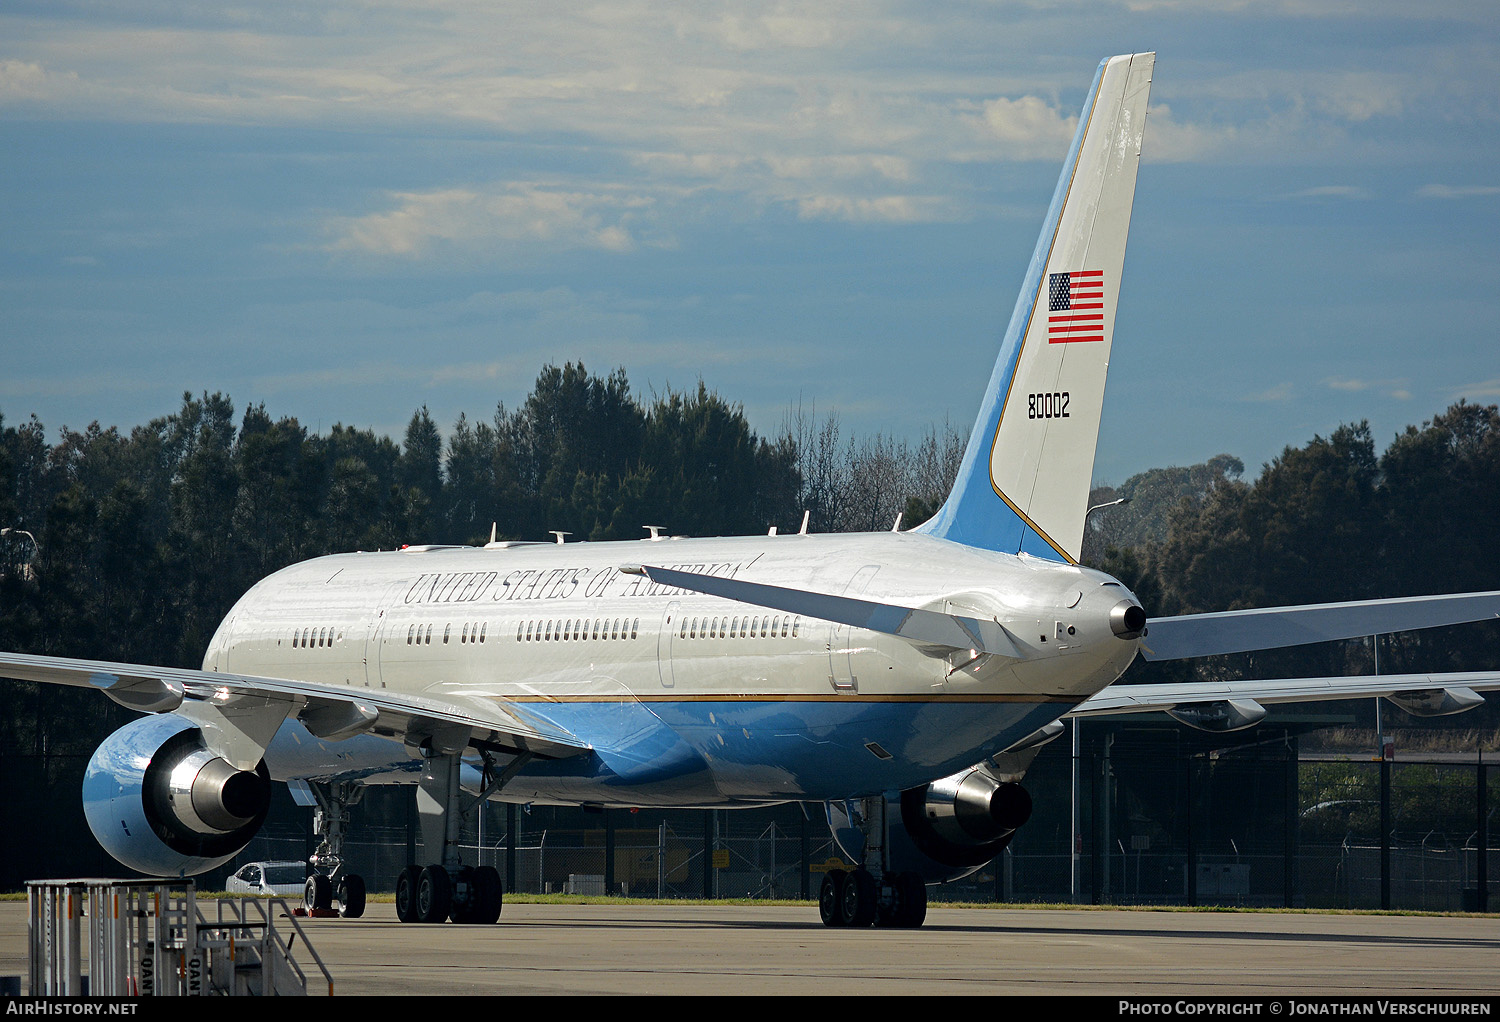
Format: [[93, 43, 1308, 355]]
[[1324, 377, 1410, 399], [1416, 184, 1500, 199], [976, 95, 1076, 155], [794, 194, 952, 223], [327, 186, 651, 257], [1240, 382, 1293, 403], [1283, 185, 1373, 200]]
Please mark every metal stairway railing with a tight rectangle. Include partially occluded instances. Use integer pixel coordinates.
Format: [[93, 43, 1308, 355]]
[[26, 879, 333, 996]]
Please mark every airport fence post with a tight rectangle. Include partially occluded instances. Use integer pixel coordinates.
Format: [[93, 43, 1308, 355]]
[[1478, 749, 1489, 913], [800, 811, 809, 901], [1284, 737, 1298, 908], [605, 810, 616, 895], [506, 803, 517, 893], [1185, 755, 1198, 908], [702, 812, 713, 899], [1380, 755, 1392, 910]]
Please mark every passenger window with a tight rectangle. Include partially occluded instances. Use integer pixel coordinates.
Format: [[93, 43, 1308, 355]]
[[480, 622, 487, 643], [631, 618, 639, 639]]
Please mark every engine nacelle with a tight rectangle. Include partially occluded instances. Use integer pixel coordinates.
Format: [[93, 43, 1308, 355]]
[[83, 714, 271, 876], [827, 769, 1033, 885], [897, 768, 1031, 872]]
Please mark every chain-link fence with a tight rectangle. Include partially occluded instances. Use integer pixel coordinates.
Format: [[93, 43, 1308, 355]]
[[6, 727, 1497, 912]]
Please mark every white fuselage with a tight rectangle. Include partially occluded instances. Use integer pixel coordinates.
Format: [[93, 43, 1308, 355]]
[[205, 531, 1140, 807]]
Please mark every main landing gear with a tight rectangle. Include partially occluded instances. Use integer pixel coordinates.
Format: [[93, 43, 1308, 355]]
[[392, 739, 532, 924], [394, 863, 503, 924], [819, 867, 926, 928], [818, 797, 928, 929]]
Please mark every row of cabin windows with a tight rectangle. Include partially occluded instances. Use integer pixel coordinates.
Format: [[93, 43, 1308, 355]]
[[517, 617, 640, 642], [297, 615, 802, 650], [404, 622, 489, 646], [679, 614, 800, 640], [293, 627, 341, 648]]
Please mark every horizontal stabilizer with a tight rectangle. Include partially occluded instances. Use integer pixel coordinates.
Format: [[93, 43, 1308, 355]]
[[1071, 671, 1500, 719], [621, 564, 1022, 658], [1142, 591, 1500, 661]]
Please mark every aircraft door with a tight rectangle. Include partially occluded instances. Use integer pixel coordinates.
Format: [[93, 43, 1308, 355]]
[[363, 580, 406, 689], [829, 565, 880, 691], [658, 601, 680, 688]]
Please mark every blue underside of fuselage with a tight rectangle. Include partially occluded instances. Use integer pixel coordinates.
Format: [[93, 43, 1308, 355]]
[[264, 697, 1071, 806]]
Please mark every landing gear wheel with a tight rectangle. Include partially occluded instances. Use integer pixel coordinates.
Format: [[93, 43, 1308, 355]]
[[416, 865, 452, 924], [839, 868, 877, 927], [303, 873, 332, 913], [819, 869, 847, 927], [337, 873, 366, 919], [395, 865, 422, 923], [472, 865, 503, 925], [894, 871, 927, 929], [449, 867, 477, 923]]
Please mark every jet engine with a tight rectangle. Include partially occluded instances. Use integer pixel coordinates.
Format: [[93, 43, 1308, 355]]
[[826, 767, 1034, 885], [893, 768, 1031, 878], [83, 713, 271, 876]]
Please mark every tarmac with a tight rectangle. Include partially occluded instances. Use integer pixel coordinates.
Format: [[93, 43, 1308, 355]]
[[3, 898, 1499, 998]]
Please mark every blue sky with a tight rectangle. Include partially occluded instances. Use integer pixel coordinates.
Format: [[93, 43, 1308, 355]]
[[2, 2, 1497, 487]]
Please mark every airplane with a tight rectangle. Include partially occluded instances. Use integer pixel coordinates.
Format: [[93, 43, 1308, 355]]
[[3, 51, 1499, 931]]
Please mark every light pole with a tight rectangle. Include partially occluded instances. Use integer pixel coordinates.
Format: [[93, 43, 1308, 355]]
[[1072, 496, 1132, 901]]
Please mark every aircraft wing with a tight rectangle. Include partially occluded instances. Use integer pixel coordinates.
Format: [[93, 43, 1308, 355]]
[[1141, 591, 1500, 661], [0, 650, 592, 763], [1069, 671, 1500, 731]]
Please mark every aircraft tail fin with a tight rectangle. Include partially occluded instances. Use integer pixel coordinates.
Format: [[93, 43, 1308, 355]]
[[916, 52, 1154, 562]]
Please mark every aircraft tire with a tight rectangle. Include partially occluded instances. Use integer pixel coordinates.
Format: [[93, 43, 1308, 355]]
[[449, 867, 476, 923], [839, 868, 877, 928], [395, 865, 422, 923], [338, 874, 366, 919], [472, 866, 503, 924], [819, 870, 846, 927], [894, 871, 927, 929], [417, 865, 452, 924], [304, 873, 332, 913]]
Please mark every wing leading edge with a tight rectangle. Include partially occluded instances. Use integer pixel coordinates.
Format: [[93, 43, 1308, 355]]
[[0, 651, 592, 763]]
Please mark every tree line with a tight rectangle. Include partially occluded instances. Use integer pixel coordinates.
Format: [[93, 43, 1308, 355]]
[[1085, 401, 1500, 687], [0, 362, 961, 678], [2, 364, 1498, 692]]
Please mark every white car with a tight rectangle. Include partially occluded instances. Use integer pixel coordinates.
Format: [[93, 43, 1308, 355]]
[[226, 861, 308, 897]]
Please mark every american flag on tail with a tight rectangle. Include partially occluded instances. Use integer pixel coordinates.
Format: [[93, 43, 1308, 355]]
[[1047, 270, 1104, 343]]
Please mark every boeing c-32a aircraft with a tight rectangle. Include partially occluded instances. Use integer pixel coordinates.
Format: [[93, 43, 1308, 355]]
[[5, 52, 1500, 929]]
